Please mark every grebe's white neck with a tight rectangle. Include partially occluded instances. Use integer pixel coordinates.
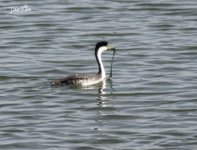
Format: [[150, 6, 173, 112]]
[[96, 46, 108, 79]]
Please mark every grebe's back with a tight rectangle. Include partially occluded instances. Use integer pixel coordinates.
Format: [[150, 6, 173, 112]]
[[51, 73, 102, 87]]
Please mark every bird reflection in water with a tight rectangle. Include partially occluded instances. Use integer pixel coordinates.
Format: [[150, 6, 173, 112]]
[[97, 79, 114, 108]]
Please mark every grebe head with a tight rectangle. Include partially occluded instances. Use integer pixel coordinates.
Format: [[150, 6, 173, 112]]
[[95, 41, 115, 54]]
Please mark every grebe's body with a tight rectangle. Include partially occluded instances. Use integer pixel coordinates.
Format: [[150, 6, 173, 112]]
[[51, 73, 102, 87], [51, 41, 115, 87]]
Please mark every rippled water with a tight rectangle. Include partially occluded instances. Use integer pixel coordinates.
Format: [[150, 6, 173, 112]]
[[1, 0, 197, 149]]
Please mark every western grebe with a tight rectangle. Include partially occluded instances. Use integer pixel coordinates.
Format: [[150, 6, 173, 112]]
[[51, 41, 115, 87]]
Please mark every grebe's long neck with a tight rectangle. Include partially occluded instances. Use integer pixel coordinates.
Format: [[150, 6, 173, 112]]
[[96, 49, 106, 79]]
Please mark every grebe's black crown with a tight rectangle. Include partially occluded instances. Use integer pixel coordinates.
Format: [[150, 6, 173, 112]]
[[95, 41, 108, 52]]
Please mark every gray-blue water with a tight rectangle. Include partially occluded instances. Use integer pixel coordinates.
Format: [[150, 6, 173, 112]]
[[1, 0, 197, 149]]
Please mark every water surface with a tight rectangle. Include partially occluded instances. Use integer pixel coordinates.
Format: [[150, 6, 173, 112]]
[[0, 0, 197, 149]]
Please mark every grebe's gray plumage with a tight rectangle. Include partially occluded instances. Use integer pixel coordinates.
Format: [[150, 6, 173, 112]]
[[51, 41, 115, 87]]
